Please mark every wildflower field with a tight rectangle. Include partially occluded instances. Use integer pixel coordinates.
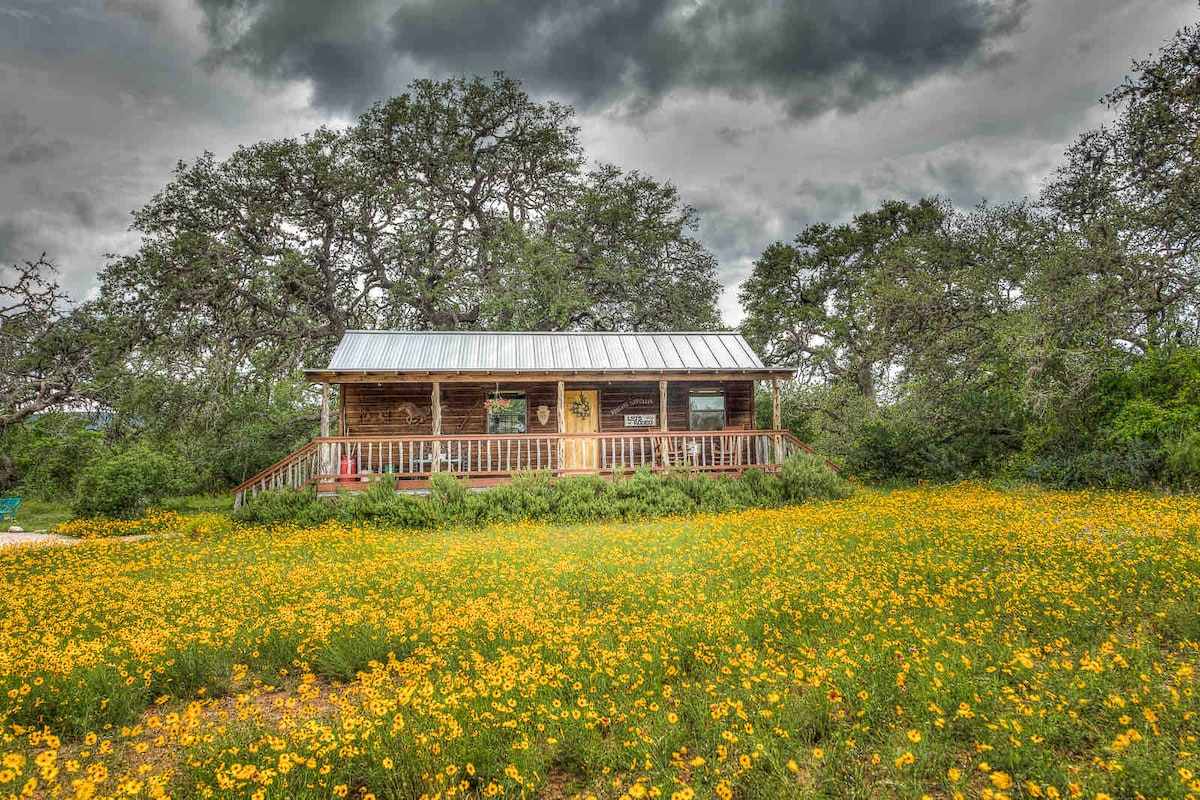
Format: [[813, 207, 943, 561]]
[[1, 485, 1199, 800]]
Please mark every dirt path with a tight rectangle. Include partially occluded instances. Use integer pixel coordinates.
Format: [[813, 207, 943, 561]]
[[0, 530, 77, 549], [0, 531, 158, 550]]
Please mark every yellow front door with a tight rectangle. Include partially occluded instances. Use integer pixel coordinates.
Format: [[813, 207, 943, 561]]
[[563, 390, 599, 471]]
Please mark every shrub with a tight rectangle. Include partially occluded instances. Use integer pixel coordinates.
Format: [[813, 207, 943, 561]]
[[73, 445, 193, 519], [844, 418, 962, 484], [777, 452, 854, 503], [231, 486, 335, 526], [234, 456, 852, 528], [1164, 432, 1200, 490]]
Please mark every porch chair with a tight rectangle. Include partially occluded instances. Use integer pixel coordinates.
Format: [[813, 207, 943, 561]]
[[0, 497, 20, 523]]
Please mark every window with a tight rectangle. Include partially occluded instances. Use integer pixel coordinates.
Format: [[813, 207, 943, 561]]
[[689, 390, 726, 431], [487, 391, 528, 434]]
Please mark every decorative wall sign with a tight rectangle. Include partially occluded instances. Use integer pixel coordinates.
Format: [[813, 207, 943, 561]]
[[624, 414, 657, 427], [536, 404, 550, 425], [396, 402, 430, 425], [611, 397, 656, 416]]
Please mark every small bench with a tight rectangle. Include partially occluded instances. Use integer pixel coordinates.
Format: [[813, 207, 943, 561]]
[[0, 497, 20, 523]]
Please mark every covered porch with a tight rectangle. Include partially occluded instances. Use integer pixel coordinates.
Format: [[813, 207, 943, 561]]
[[232, 331, 831, 506]]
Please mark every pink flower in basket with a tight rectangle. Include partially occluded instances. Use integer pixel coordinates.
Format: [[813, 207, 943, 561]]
[[484, 396, 514, 413]]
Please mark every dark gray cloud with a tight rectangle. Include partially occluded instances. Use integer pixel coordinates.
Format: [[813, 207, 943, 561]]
[[193, 0, 1031, 116], [195, 0, 400, 113], [0, 218, 31, 263], [0, 111, 71, 167], [60, 191, 97, 229], [102, 0, 167, 24], [923, 156, 1028, 209]]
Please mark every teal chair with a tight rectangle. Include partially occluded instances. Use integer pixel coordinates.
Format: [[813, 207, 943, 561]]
[[0, 497, 20, 523]]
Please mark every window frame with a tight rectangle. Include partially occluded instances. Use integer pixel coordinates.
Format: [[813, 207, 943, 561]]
[[486, 390, 528, 434], [688, 388, 726, 431]]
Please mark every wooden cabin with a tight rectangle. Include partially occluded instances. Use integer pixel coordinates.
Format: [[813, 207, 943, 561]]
[[233, 331, 827, 505]]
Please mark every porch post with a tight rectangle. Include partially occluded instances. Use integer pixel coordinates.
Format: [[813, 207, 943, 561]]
[[659, 379, 670, 467], [320, 382, 331, 437], [771, 378, 782, 465], [659, 380, 669, 432], [319, 382, 331, 479], [556, 380, 566, 475], [431, 381, 442, 472], [338, 385, 346, 436]]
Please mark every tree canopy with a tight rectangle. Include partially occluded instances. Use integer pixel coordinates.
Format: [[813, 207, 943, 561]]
[[0, 256, 119, 431], [101, 74, 720, 387], [741, 21, 1200, 487]]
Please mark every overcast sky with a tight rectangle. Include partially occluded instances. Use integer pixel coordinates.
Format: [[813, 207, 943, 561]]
[[1, 0, 1194, 324]]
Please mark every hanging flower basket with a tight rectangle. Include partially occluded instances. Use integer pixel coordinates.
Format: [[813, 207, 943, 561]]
[[484, 396, 514, 414], [570, 393, 592, 419]]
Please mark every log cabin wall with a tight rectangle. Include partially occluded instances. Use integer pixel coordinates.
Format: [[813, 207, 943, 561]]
[[340, 382, 561, 437], [341, 383, 436, 436], [340, 379, 754, 437], [666, 381, 753, 431]]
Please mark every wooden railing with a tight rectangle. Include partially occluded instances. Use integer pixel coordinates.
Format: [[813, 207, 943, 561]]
[[232, 442, 320, 508], [232, 430, 836, 507]]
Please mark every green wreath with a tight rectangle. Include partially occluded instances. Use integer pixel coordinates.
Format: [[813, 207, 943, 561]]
[[570, 393, 592, 419]]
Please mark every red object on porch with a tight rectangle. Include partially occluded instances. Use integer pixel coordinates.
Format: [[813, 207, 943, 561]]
[[339, 454, 357, 482]]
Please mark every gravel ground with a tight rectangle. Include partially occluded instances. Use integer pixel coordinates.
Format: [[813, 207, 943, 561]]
[[0, 530, 77, 549], [0, 531, 162, 550]]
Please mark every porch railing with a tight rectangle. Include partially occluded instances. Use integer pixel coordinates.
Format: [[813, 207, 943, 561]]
[[232, 430, 835, 507]]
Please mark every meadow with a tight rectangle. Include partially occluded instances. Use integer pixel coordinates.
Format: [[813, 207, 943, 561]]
[[1, 484, 1198, 800]]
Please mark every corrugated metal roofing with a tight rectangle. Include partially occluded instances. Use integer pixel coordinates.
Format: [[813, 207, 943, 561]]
[[322, 331, 771, 373]]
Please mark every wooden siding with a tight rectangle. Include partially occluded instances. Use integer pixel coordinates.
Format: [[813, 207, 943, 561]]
[[341, 379, 755, 437]]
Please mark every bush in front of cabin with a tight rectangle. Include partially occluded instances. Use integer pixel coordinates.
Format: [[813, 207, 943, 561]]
[[233, 454, 850, 528], [777, 452, 854, 504], [843, 417, 962, 485], [230, 485, 335, 526]]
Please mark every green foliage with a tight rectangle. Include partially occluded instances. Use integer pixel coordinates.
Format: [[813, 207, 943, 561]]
[[1016, 347, 1200, 489], [844, 418, 962, 484], [72, 444, 193, 519], [233, 455, 851, 527], [1165, 433, 1200, 491], [234, 486, 336, 527], [111, 375, 320, 494], [776, 450, 854, 503], [0, 412, 106, 500], [753, 383, 817, 443], [737, 22, 1200, 490]]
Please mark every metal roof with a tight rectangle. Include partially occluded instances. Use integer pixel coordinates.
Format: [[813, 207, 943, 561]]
[[319, 331, 774, 374]]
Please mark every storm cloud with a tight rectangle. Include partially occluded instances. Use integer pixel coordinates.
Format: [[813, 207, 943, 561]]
[[0, 0, 1194, 322], [0, 111, 70, 168], [194, 0, 1031, 116]]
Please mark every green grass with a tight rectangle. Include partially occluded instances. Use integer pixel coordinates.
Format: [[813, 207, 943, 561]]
[[158, 492, 235, 515], [3, 493, 236, 533], [7, 497, 72, 531]]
